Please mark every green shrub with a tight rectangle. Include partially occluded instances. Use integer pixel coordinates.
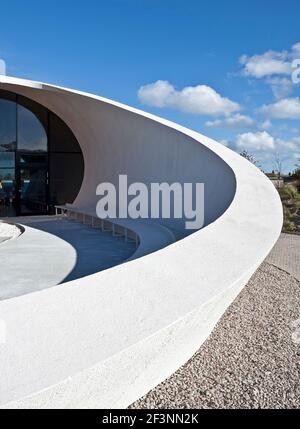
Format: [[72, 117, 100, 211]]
[[293, 168, 300, 180], [279, 184, 300, 201], [283, 219, 295, 232], [280, 186, 300, 232]]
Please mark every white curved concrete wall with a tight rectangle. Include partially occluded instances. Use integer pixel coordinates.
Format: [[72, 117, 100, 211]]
[[0, 76, 282, 408], [0, 221, 22, 240]]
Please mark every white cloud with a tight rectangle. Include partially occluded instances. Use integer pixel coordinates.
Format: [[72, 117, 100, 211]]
[[138, 80, 240, 117], [260, 119, 272, 130], [266, 77, 294, 99], [276, 138, 298, 151], [292, 42, 300, 56], [206, 113, 254, 129], [259, 97, 300, 119], [236, 131, 275, 151], [239, 43, 300, 100], [138, 80, 173, 108], [0, 59, 6, 76], [235, 131, 300, 159], [240, 51, 291, 78]]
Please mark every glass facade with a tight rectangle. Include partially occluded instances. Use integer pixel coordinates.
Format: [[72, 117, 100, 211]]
[[18, 105, 48, 152], [0, 97, 17, 151], [0, 89, 84, 217]]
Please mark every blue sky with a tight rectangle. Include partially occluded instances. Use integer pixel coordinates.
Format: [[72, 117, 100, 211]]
[[1, 0, 300, 172]]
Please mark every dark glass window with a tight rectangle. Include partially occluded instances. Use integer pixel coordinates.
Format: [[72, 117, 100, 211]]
[[0, 167, 16, 217], [49, 153, 84, 206], [18, 95, 48, 131], [20, 165, 47, 215], [0, 152, 15, 168], [17, 105, 47, 152], [19, 153, 47, 164], [0, 90, 84, 216], [49, 113, 81, 153], [0, 168, 15, 181], [0, 98, 17, 152]]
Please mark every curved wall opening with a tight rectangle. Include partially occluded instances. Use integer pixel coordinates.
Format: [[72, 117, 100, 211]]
[[0, 89, 84, 217]]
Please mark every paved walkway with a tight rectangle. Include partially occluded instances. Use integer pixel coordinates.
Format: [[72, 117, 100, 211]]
[[131, 234, 300, 409], [0, 216, 135, 300], [266, 233, 300, 280]]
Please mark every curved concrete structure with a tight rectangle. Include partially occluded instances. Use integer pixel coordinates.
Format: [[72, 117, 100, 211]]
[[0, 221, 22, 243], [0, 76, 282, 408], [0, 216, 136, 300]]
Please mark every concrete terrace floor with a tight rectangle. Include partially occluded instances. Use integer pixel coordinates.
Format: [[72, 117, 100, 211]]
[[0, 216, 135, 300], [130, 233, 300, 409]]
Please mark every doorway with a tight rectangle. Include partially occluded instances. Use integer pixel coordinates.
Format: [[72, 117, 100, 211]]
[[16, 153, 48, 216]]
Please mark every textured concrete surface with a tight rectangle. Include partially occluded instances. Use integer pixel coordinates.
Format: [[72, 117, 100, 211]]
[[267, 233, 300, 281], [130, 236, 300, 409], [0, 216, 135, 300]]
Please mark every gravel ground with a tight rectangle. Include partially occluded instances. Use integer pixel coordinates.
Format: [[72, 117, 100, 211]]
[[130, 261, 300, 409]]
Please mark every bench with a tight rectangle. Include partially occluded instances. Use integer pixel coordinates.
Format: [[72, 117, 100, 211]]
[[55, 204, 176, 259]]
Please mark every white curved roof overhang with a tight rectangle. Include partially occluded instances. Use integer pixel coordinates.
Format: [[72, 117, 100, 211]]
[[0, 76, 282, 408]]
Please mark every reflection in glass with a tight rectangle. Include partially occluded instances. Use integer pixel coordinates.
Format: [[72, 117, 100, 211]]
[[19, 153, 47, 164], [0, 168, 16, 217], [20, 166, 47, 215], [0, 99, 17, 152], [17, 105, 47, 152], [0, 152, 15, 168]]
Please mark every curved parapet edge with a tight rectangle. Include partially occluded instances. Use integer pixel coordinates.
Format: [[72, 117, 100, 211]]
[[0, 76, 283, 408], [0, 221, 23, 242]]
